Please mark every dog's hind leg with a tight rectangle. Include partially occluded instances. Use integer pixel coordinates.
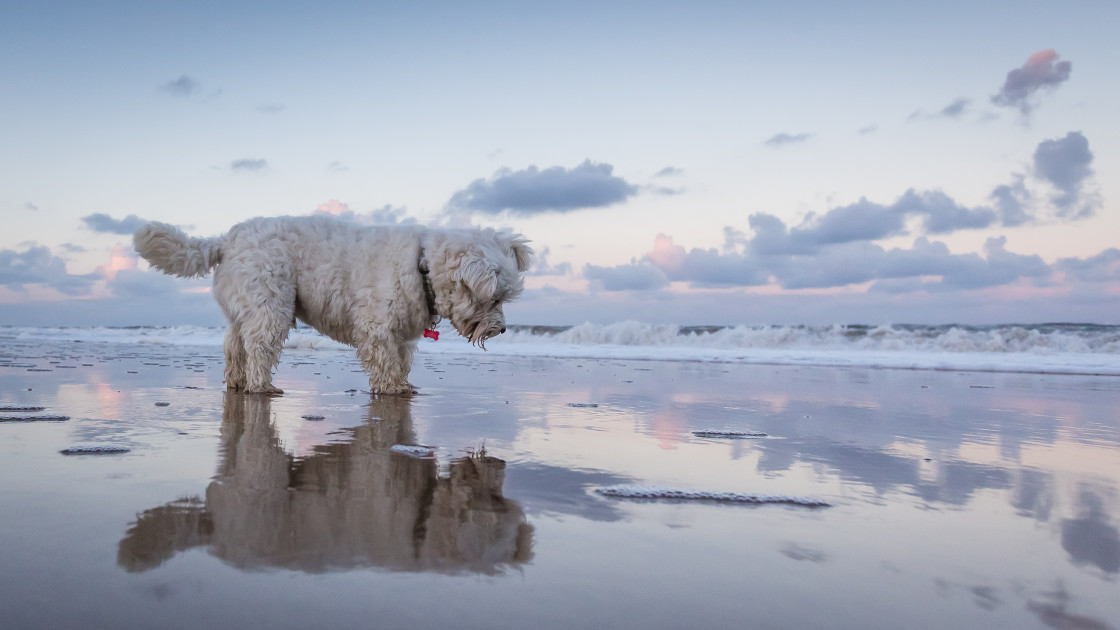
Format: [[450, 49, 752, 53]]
[[213, 257, 294, 395], [223, 326, 247, 391], [240, 311, 292, 395], [232, 280, 295, 395]]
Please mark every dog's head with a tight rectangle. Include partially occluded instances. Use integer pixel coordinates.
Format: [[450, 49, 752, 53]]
[[429, 229, 532, 349]]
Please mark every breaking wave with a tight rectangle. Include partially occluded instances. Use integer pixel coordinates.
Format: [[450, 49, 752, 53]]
[[4, 321, 1119, 375], [503, 321, 1120, 354]]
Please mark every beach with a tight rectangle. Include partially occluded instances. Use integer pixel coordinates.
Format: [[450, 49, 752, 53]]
[[1, 330, 1118, 629]]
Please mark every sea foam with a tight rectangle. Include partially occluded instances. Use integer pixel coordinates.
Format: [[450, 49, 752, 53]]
[[4, 321, 1118, 375], [596, 485, 830, 507]]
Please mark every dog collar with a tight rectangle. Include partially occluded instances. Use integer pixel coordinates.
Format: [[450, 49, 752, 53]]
[[418, 247, 441, 336]]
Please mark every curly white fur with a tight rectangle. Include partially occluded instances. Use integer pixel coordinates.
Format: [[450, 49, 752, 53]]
[[134, 215, 531, 395]]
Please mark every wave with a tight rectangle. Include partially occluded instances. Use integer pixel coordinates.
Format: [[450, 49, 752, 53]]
[[4, 321, 1119, 375], [503, 321, 1120, 354]]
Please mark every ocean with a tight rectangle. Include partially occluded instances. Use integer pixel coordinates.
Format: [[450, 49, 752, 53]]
[[4, 321, 1119, 376]]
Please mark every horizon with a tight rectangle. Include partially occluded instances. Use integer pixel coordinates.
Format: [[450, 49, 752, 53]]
[[2, 320, 1118, 330]]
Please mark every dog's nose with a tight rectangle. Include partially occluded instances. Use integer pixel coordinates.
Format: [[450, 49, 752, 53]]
[[500, 326, 506, 334]]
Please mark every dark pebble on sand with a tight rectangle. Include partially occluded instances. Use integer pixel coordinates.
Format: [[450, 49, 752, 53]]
[[155, 402, 170, 407], [0, 406, 45, 412], [301, 414, 325, 421]]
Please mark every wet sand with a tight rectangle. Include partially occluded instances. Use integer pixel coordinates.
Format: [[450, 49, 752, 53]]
[[1, 336, 1119, 629]]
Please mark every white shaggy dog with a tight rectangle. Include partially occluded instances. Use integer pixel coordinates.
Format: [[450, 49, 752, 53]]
[[134, 215, 531, 395]]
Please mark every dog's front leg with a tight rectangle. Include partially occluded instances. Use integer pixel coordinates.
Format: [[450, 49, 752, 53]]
[[356, 335, 416, 395]]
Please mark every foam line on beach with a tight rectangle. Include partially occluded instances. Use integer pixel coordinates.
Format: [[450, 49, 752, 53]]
[[0, 415, 69, 422], [390, 444, 436, 458], [596, 485, 830, 507], [693, 430, 768, 438], [5, 322, 1119, 376], [60, 445, 130, 455]]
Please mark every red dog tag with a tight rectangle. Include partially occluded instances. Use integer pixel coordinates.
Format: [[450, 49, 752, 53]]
[[423, 329, 439, 340]]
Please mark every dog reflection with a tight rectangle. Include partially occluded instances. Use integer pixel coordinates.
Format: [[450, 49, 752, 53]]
[[119, 393, 533, 574]]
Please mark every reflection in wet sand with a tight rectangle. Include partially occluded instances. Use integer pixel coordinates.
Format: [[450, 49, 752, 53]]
[[119, 393, 533, 574]]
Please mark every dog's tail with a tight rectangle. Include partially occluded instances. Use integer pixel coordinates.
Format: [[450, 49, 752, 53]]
[[133, 222, 225, 278]]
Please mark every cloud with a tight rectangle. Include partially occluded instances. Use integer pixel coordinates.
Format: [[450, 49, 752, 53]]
[[327, 161, 349, 173], [24, 202, 38, 211], [1032, 131, 1097, 217], [991, 49, 1072, 115], [1055, 249, 1120, 283], [654, 166, 683, 177], [230, 158, 268, 172], [643, 184, 685, 197], [584, 262, 669, 291], [858, 124, 878, 135], [0, 245, 99, 295], [873, 236, 1049, 292], [256, 103, 284, 114], [97, 244, 139, 281], [721, 226, 747, 253], [106, 265, 209, 298], [909, 98, 971, 122], [81, 213, 149, 235], [803, 196, 912, 243], [939, 98, 970, 118], [528, 246, 572, 276], [741, 190, 994, 258], [896, 190, 998, 234], [756, 131, 1096, 251], [584, 130, 1101, 295], [312, 199, 416, 225], [764, 132, 813, 147], [613, 230, 1055, 294], [989, 176, 1031, 227], [160, 75, 201, 97], [448, 160, 639, 215], [647, 234, 769, 287]]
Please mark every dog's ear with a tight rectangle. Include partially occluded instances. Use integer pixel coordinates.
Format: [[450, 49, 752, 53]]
[[455, 251, 499, 297], [504, 234, 533, 273]]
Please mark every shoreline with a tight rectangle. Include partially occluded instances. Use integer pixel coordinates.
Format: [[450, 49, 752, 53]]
[[1, 337, 1118, 629]]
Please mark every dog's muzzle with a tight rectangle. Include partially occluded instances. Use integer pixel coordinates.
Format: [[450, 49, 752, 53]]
[[462, 318, 506, 350]]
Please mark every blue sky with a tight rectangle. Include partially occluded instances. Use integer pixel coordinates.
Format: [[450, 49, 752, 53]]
[[2, 1, 1118, 326]]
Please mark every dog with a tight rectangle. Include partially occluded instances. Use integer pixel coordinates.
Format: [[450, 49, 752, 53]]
[[133, 215, 531, 394]]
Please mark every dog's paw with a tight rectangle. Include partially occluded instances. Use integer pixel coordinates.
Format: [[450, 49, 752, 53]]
[[371, 383, 416, 396], [245, 384, 284, 396]]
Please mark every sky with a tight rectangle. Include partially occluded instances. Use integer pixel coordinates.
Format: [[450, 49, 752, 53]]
[[2, 0, 1118, 327]]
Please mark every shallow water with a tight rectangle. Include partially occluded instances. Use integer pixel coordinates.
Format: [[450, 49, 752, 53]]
[[0, 339, 1118, 629]]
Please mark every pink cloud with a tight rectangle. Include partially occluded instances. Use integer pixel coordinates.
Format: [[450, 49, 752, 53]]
[[648, 233, 686, 271], [97, 244, 138, 281], [315, 199, 353, 216]]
